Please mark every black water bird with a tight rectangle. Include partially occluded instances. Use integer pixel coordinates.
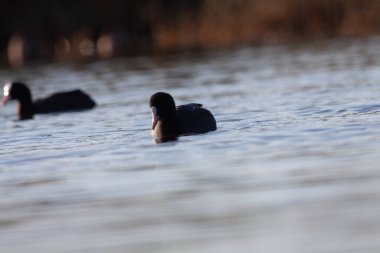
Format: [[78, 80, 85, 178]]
[[150, 92, 216, 142], [1, 82, 96, 120]]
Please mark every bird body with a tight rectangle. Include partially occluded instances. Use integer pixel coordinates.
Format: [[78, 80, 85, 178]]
[[176, 103, 216, 134], [33, 89, 95, 113]]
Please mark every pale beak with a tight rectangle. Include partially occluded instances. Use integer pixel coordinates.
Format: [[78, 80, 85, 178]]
[[0, 95, 10, 106], [151, 106, 159, 130]]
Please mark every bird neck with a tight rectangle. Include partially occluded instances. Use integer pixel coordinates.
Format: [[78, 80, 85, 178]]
[[18, 97, 34, 120], [152, 113, 180, 140], [161, 117, 179, 135]]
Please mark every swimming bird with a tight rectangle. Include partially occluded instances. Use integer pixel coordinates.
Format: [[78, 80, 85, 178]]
[[1, 82, 96, 120], [150, 92, 217, 142]]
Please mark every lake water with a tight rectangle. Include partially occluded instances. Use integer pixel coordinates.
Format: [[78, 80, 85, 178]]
[[1, 37, 380, 253]]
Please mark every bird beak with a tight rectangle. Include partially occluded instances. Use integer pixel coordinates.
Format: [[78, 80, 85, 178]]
[[151, 106, 159, 130], [0, 95, 9, 106]]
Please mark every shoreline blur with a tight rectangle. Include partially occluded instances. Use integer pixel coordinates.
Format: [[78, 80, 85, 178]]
[[1, 0, 380, 68]]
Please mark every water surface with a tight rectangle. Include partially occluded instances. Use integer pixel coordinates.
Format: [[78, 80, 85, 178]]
[[1, 38, 380, 253]]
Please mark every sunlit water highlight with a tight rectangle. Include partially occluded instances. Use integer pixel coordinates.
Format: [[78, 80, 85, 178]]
[[1, 37, 380, 253]]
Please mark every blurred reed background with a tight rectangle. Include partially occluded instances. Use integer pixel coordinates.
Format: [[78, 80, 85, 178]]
[[1, 0, 380, 68]]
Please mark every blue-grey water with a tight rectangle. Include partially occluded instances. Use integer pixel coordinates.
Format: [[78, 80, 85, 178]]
[[1, 37, 380, 253]]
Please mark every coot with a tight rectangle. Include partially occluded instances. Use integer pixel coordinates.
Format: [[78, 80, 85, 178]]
[[150, 92, 216, 142], [1, 82, 96, 120]]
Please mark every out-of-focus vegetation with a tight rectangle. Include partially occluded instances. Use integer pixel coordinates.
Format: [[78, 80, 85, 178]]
[[1, 0, 380, 67]]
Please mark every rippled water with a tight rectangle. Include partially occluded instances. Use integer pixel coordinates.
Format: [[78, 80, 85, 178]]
[[1, 37, 380, 253]]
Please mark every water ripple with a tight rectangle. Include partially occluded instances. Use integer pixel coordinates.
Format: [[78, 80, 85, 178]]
[[1, 39, 380, 253]]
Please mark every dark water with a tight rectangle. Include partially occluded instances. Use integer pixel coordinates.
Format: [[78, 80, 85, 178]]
[[1, 37, 380, 253]]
